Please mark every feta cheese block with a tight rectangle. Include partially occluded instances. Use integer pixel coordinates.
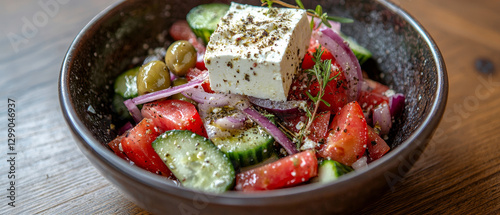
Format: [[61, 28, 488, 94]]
[[204, 3, 311, 101]]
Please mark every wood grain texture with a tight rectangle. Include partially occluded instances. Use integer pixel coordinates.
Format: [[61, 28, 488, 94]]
[[1, 0, 499, 214]]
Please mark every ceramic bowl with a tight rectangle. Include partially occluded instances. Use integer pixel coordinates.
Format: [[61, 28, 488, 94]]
[[59, 0, 448, 214]]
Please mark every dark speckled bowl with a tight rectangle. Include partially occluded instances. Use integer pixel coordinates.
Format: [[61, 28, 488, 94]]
[[59, 0, 447, 214]]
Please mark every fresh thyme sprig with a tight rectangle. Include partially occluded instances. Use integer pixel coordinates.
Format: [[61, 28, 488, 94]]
[[259, 0, 345, 147], [261, 0, 353, 30], [294, 45, 339, 148]]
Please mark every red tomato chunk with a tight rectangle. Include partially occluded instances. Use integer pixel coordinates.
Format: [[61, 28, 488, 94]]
[[291, 50, 349, 113], [108, 133, 129, 161], [141, 100, 208, 138], [367, 126, 390, 161], [318, 101, 368, 166], [120, 118, 173, 177], [235, 150, 318, 192], [307, 111, 331, 143], [309, 67, 349, 113], [186, 68, 214, 93]]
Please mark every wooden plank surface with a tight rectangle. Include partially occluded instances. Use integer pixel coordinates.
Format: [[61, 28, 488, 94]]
[[1, 0, 499, 214]]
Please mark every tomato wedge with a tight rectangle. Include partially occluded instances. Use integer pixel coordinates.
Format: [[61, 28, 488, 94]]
[[307, 111, 331, 143], [279, 111, 330, 144], [367, 126, 390, 161], [235, 150, 318, 192], [318, 101, 368, 166], [169, 20, 195, 42], [108, 133, 129, 161], [364, 79, 390, 95], [308, 66, 349, 113], [186, 68, 213, 93], [141, 100, 207, 138], [290, 62, 349, 113], [358, 91, 389, 111], [302, 42, 335, 70], [120, 118, 173, 177], [359, 79, 390, 111]]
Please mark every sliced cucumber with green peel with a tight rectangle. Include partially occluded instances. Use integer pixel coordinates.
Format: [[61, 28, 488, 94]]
[[152, 130, 235, 193], [112, 94, 131, 120], [186, 3, 230, 44], [114, 67, 139, 99], [212, 125, 274, 168], [341, 33, 373, 65], [316, 160, 353, 183]]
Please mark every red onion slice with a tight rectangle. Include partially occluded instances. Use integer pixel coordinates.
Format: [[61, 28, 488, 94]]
[[389, 93, 405, 116], [243, 108, 298, 155], [352, 156, 368, 170], [314, 28, 363, 101], [118, 121, 133, 135], [170, 71, 177, 82], [360, 80, 371, 92], [182, 87, 230, 106], [248, 96, 303, 117], [197, 98, 250, 139], [372, 103, 392, 136], [182, 87, 250, 109], [131, 78, 203, 105], [197, 103, 227, 139], [123, 99, 143, 123], [214, 112, 247, 130]]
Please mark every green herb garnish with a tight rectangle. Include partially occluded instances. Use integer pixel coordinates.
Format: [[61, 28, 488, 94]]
[[261, 0, 353, 30], [294, 45, 339, 148], [260, 0, 347, 147]]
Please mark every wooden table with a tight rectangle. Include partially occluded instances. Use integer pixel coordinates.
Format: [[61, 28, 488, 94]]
[[1, 0, 499, 214]]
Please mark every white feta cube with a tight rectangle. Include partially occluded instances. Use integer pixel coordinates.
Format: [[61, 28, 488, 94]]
[[204, 3, 311, 101]]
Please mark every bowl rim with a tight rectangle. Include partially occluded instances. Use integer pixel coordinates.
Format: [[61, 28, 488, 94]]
[[59, 0, 448, 206]]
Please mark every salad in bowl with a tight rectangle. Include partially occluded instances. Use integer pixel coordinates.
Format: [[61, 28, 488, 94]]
[[60, 0, 447, 213], [108, 1, 405, 193]]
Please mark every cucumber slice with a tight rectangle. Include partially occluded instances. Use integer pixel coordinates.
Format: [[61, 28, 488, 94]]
[[341, 33, 372, 65], [186, 3, 230, 44], [316, 160, 353, 183], [112, 94, 131, 120], [212, 124, 274, 168], [114, 67, 139, 99], [152, 130, 235, 193]]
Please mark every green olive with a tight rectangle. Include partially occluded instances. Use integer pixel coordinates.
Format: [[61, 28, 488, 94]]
[[137, 60, 171, 95], [169, 78, 196, 104], [165, 40, 197, 77]]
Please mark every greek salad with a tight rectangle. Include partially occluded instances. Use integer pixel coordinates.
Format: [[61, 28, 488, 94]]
[[109, 1, 405, 193]]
